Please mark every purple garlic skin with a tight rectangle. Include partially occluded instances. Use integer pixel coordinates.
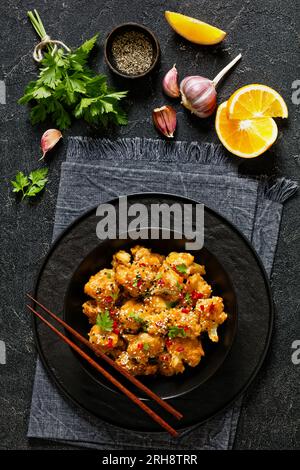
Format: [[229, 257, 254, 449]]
[[180, 76, 217, 118], [162, 65, 180, 98]]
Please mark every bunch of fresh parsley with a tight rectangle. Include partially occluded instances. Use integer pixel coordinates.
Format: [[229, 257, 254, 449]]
[[19, 34, 128, 129], [11, 168, 48, 200]]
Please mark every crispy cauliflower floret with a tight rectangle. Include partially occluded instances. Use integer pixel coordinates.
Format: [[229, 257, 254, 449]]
[[112, 250, 131, 267], [116, 352, 158, 376], [168, 307, 201, 339], [126, 332, 164, 364], [159, 337, 204, 376], [142, 311, 169, 336], [158, 351, 185, 376], [84, 269, 119, 306], [113, 246, 164, 298], [88, 324, 120, 353], [117, 299, 145, 333], [131, 245, 165, 268], [195, 296, 227, 342], [185, 273, 212, 299], [144, 295, 168, 313], [82, 299, 102, 324], [165, 252, 194, 270], [151, 265, 184, 299]]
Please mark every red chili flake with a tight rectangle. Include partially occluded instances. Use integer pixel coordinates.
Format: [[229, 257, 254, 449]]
[[181, 307, 190, 314], [104, 296, 113, 303], [199, 305, 205, 312], [176, 346, 184, 352], [191, 291, 204, 301], [112, 320, 120, 334], [161, 354, 169, 361], [139, 262, 146, 267], [158, 279, 165, 286], [137, 279, 143, 288], [107, 337, 114, 348], [165, 339, 173, 347], [137, 343, 143, 350], [110, 308, 117, 316], [209, 303, 215, 313], [183, 326, 189, 332], [178, 293, 184, 301]]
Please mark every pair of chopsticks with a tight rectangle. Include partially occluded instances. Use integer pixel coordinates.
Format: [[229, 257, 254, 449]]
[[26, 294, 182, 437]]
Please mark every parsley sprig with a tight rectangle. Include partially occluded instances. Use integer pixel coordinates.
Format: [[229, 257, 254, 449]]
[[96, 310, 113, 332], [11, 168, 48, 200], [176, 264, 187, 274], [19, 12, 128, 130]]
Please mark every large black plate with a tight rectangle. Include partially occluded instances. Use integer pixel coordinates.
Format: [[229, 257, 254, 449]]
[[32, 193, 273, 432]]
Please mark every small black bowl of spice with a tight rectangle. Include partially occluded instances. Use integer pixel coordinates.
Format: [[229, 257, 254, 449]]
[[104, 23, 160, 79]]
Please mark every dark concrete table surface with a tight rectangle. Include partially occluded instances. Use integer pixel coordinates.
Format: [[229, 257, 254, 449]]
[[0, 0, 299, 450]]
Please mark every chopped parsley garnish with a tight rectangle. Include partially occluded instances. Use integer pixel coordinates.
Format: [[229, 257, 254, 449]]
[[176, 263, 187, 274], [156, 273, 163, 280], [112, 292, 118, 300], [106, 272, 112, 279], [143, 343, 150, 352], [166, 301, 178, 309], [132, 273, 141, 287], [176, 281, 183, 291], [129, 313, 144, 323], [96, 310, 113, 332], [168, 326, 186, 339], [184, 293, 191, 304]]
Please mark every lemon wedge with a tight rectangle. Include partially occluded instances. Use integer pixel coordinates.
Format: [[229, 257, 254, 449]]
[[165, 11, 227, 45]]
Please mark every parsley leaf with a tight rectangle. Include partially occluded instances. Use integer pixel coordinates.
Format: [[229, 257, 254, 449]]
[[11, 168, 48, 200], [176, 264, 187, 274], [184, 293, 191, 304], [29, 167, 49, 187], [96, 310, 113, 332], [168, 326, 186, 339], [19, 34, 127, 130], [11, 172, 29, 195], [143, 343, 150, 352]]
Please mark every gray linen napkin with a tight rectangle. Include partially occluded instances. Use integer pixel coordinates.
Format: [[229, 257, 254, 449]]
[[28, 137, 297, 450]]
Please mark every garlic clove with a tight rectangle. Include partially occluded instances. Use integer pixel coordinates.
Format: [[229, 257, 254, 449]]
[[162, 65, 180, 98], [40, 129, 62, 160], [152, 105, 177, 138]]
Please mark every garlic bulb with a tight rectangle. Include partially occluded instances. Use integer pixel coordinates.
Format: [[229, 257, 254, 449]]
[[180, 76, 217, 118], [180, 53, 242, 118], [162, 65, 180, 98]]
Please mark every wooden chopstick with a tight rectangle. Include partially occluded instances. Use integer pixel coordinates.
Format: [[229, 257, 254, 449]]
[[27, 304, 179, 437], [26, 294, 182, 421]]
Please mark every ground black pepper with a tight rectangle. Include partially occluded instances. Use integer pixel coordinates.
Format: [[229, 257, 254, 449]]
[[111, 30, 154, 75]]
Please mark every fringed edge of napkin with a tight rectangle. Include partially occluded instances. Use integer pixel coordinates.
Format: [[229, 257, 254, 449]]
[[66, 136, 239, 169], [258, 177, 298, 203]]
